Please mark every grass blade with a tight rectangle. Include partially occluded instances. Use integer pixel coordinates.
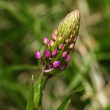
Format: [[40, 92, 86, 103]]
[[57, 85, 85, 110], [26, 75, 34, 110]]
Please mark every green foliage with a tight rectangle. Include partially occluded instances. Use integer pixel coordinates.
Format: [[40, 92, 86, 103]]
[[26, 75, 34, 110], [34, 66, 46, 109], [57, 85, 85, 110]]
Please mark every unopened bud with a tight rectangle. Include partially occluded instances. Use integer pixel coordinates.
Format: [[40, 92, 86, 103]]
[[52, 33, 56, 40], [60, 64, 67, 71], [65, 55, 71, 62], [53, 61, 60, 68], [59, 44, 64, 50], [66, 38, 71, 43], [69, 43, 74, 49], [44, 50, 51, 57], [52, 49, 57, 56], [62, 51, 67, 57], [43, 37, 48, 45], [49, 40, 54, 47], [35, 50, 41, 59], [54, 29, 57, 35]]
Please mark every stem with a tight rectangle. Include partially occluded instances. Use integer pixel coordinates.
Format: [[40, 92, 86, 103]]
[[40, 75, 49, 110]]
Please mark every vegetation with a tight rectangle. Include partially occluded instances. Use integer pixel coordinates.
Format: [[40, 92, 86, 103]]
[[0, 0, 110, 110]]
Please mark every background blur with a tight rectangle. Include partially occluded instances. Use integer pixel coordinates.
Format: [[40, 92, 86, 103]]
[[0, 0, 110, 110]]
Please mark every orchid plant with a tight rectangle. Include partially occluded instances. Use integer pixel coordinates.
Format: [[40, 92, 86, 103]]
[[26, 10, 85, 110]]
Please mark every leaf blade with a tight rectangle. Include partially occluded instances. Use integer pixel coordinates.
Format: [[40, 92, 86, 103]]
[[34, 66, 45, 109], [57, 85, 85, 110], [26, 75, 34, 110]]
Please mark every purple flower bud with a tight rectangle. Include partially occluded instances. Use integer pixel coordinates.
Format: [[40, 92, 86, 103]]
[[52, 49, 57, 56], [43, 37, 48, 45], [49, 40, 54, 47], [59, 44, 64, 50], [60, 64, 67, 71], [69, 43, 74, 49], [62, 51, 67, 57], [53, 61, 60, 68], [52, 33, 56, 40], [44, 50, 51, 57], [65, 55, 71, 62], [35, 50, 42, 59]]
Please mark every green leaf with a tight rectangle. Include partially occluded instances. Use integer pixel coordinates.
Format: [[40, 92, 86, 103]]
[[34, 66, 45, 109], [57, 85, 85, 110], [6, 65, 40, 72], [26, 75, 34, 110]]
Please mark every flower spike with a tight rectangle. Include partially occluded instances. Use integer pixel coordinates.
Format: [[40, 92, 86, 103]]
[[35, 10, 80, 78]]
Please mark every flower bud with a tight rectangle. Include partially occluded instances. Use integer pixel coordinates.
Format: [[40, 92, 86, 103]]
[[43, 37, 48, 45], [65, 55, 71, 62], [52, 49, 57, 56], [58, 36, 62, 41], [60, 64, 67, 71], [44, 50, 51, 57], [35, 50, 41, 59], [72, 47, 75, 51], [73, 37, 77, 42], [57, 10, 80, 40], [66, 38, 71, 43], [52, 33, 56, 40], [59, 44, 64, 50], [62, 51, 67, 57], [69, 43, 74, 49], [70, 34, 75, 38], [53, 61, 60, 68], [54, 29, 57, 35], [49, 40, 54, 47]]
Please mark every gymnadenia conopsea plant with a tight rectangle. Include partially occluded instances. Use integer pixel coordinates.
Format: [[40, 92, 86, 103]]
[[26, 10, 85, 110]]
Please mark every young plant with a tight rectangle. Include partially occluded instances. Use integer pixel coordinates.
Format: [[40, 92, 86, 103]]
[[26, 10, 85, 110]]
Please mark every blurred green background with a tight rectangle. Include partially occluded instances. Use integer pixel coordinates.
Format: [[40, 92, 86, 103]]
[[0, 0, 110, 110]]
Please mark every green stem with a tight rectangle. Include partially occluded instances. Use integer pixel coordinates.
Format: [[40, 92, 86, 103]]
[[40, 75, 49, 110]]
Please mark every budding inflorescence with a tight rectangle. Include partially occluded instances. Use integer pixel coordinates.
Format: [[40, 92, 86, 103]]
[[35, 10, 80, 77]]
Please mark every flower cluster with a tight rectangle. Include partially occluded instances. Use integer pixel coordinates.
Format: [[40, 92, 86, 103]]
[[35, 10, 80, 77]]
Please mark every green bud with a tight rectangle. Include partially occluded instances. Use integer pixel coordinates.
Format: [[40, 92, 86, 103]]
[[57, 10, 80, 39]]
